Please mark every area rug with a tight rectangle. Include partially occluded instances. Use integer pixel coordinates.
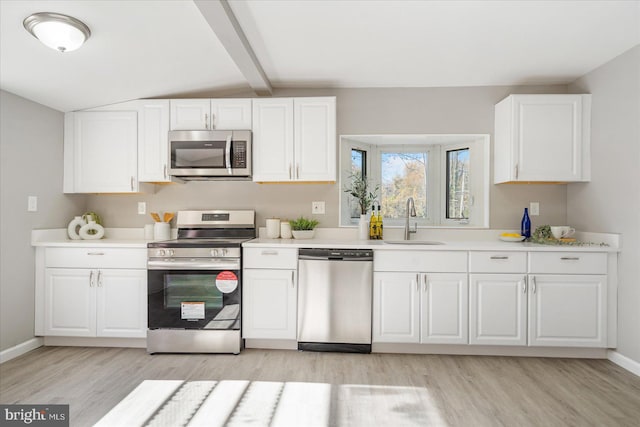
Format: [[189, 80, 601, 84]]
[[94, 379, 438, 426]]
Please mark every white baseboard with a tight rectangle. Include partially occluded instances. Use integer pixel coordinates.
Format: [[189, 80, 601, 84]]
[[0, 337, 44, 364], [608, 350, 640, 377]]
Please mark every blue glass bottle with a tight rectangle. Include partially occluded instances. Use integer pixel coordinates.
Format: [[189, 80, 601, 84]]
[[521, 208, 531, 239]]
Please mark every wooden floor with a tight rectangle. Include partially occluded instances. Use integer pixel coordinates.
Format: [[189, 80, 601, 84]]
[[1, 346, 639, 426]]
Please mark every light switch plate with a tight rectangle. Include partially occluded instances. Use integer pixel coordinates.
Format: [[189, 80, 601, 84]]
[[312, 201, 325, 214], [27, 196, 38, 212], [529, 202, 540, 216], [138, 202, 146, 215]]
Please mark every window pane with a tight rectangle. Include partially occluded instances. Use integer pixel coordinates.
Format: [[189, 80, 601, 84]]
[[349, 149, 367, 218], [446, 148, 469, 219], [380, 152, 428, 219]]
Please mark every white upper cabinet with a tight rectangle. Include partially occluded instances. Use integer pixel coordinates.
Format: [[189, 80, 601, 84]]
[[252, 97, 336, 182], [137, 100, 170, 182], [170, 99, 251, 130], [64, 111, 139, 193], [493, 94, 591, 183]]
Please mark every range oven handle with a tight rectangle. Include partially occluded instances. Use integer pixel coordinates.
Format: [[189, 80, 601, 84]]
[[148, 259, 240, 270]]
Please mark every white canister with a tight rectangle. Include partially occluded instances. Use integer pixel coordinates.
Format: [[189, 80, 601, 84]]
[[280, 221, 292, 239], [266, 218, 281, 239], [144, 224, 155, 240], [154, 222, 170, 241]]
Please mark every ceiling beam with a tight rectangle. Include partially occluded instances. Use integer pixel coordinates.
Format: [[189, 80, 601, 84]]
[[194, 0, 272, 96]]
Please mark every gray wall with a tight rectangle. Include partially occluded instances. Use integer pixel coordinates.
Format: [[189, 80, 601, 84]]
[[87, 85, 568, 231], [568, 45, 640, 365], [0, 90, 86, 352]]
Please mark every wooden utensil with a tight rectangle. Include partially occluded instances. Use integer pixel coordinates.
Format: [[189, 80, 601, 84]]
[[163, 212, 175, 223], [150, 212, 161, 222]]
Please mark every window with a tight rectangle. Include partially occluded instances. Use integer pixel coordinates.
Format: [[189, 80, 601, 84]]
[[340, 135, 489, 228]]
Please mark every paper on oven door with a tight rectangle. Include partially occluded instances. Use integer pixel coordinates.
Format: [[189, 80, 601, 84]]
[[181, 301, 205, 320]]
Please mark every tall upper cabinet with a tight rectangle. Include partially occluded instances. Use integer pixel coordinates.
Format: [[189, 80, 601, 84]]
[[252, 97, 336, 182], [493, 94, 591, 183]]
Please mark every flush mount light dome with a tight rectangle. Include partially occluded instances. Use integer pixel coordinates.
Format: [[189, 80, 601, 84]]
[[23, 12, 91, 53]]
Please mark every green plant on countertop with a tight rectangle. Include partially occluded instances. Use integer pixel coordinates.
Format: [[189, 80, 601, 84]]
[[530, 225, 609, 247], [289, 216, 319, 231], [344, 173, 379, 215]]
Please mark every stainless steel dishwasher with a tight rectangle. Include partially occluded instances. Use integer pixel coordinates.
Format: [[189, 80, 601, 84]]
[[297, 248, 373, 353]]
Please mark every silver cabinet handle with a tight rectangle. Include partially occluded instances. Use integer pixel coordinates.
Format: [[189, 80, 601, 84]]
[[87, 252, 104, 256], [130, 176, 135, 191], [561, 257, 580, 261], [289, 164, 292, 180], [296, 164, 300, 179], [515, 164, 519, 179], [89, 270, 94, 287], [261, 250, 278, 255], [423, 274, 428, 292], [291, 270, 295, 288], [415, 274, 419, 291], [490, 256, 509, 260], [97, 270, 103, 287], [523, 276, 527, 293], [532, 276, 537, 294], [205, 113, 209, 129], [164, 164, 168, 179]]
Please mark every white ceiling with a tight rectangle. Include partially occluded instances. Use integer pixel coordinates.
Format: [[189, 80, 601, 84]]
[[1, 0, 638, 112]]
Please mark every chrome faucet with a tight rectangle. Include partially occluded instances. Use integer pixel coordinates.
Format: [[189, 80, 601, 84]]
[[404, 197, 417, 240]]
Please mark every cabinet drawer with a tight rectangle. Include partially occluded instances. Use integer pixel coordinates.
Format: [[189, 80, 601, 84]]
[[529, 252, 607, 274], [469, 252, 526, 273], [45, 248, 147, 269], [243, 247, 298, 269], [375, 250, 467, 272]]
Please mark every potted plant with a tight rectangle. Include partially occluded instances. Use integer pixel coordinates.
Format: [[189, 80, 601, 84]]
[[344, 174, 379, 239], [289, 216, 319, 239]]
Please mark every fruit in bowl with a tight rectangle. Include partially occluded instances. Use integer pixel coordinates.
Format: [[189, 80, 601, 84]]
[[499, 232, 525, 242]]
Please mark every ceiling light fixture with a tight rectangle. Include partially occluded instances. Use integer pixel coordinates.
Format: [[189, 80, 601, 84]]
[[23, 12, 91, 53]]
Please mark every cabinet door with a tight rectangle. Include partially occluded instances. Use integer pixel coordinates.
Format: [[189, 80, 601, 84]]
[[242, 269, 297, 339], [70, 111, 138, 193], [96, 269, 147, 338], [469, 274, 527, 346], [528, 274, 606, 347], [294, 97, 336, 181], [44, 269, 96, 336], [170, 99, 210, 130], [513, 95, 584, 182], [211, 99, 252, 130], [138, 100, 170, 182], [252, 98, 294, 181], [373, 272, 420, 343], [420, 273, 468, 344]]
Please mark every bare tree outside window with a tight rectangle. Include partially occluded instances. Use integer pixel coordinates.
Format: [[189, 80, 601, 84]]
[[446, 148, 469, 219], [380, 152, 428, 219]]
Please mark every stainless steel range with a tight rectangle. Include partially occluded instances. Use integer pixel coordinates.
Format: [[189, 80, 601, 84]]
[[146, 210, 255, 354]]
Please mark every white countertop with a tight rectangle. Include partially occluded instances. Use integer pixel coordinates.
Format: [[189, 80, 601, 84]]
[[32, 228, 620, 252]]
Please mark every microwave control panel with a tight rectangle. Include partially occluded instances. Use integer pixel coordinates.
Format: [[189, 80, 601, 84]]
[[232, 142, 247, 168]]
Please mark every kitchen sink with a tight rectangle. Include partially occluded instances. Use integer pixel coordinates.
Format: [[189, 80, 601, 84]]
[[384, 240, 445, 245]]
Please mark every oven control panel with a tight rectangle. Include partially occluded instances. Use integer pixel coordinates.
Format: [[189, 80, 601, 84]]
[[148, 248, 241, 259]]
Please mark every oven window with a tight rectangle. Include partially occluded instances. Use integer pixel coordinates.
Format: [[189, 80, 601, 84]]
[[164, 274, 223, 309], [174, 147, 224, 168]]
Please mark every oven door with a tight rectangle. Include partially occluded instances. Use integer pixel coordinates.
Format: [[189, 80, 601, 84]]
[[148, 263, 241, 330]]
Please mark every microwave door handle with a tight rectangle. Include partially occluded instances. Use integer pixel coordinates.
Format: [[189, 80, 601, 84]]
[[225, 134, 232, 175]]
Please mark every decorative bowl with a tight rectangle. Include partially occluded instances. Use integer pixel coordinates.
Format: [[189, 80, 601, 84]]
[[292, 230, 315, 239]]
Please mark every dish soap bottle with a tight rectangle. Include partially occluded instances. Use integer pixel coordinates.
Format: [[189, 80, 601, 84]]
[[521, 207, 531, 239]]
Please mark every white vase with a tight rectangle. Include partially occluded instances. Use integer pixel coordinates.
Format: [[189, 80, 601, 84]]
[[292, 230, 315, 239], [358, 214, 369, 240], [67, 216, 86, 240], [79, 221, 105, 240]]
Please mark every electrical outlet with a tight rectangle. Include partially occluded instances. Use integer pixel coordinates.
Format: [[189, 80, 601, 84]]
[[27, 196, 38, 212], [138, 202, 146, 215], [312, 201, 325, 214], [529, 202, 540, 216]]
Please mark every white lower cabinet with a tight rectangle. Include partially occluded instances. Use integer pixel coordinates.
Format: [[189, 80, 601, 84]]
[[242, 269, 297, 340], [469, 274, 527, 346], [528, 274, 606, 347], [242, 247, 298, 340], [44, 268, 146, 338], [373, 271, 468, 344]]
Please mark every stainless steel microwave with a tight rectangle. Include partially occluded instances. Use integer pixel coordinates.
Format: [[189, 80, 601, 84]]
[[168, 130, 252, 180]]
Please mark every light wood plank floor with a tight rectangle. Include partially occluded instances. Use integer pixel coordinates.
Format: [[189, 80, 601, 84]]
[[1, 347, 639, 426]]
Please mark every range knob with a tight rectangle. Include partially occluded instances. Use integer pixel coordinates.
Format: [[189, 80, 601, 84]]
[[221, 249, 228, 256], [156, 249, 166, 257], [210, 249, 219, 257], [167, 249, 175, 256]]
